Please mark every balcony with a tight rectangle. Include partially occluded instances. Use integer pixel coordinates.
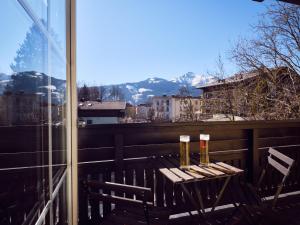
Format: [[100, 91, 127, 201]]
[[0, 121, 300, 224], [1, 121, 300, 225], [76, 120, 300, 225]]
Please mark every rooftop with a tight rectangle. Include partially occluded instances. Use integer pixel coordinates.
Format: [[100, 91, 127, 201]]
[[197, 67, 293, 89], [78, 101, 126, 110]]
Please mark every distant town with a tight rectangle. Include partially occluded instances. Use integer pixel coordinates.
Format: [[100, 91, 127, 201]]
[[78, 67, 300, 125], [0, 66, 299, 127]]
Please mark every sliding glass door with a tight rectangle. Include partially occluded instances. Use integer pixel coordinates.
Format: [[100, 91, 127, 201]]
[[0, 1, 75, 224]]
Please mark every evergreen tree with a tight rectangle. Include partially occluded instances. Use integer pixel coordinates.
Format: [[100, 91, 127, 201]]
[[10, 22, 47, 73], [10, 20, 63, 77]]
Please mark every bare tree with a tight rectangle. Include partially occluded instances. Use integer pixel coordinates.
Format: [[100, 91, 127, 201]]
[[178, 85, 191, 97], [78, 84, 90, 101], [78, 84, 101, 101], [148, 107, 155, 122], [109, 85, 124, 101], [204, 55, 242, 121], [98, 86, 106, 102], [231, 3, 300, 120], [89, 86, 100, 101]]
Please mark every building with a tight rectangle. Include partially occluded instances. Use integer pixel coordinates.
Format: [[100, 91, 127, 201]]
[[197, 67, 300, 117], [0, 93, 62, 126], [136, 103, 152, 120], [78, 101, 126, 124], [152, 95, 203, 122]]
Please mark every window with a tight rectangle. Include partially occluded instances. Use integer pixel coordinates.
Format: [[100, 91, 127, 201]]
[[0, 1, 72, 224]]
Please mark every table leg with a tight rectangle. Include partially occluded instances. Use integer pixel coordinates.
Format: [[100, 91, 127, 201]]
[[180, 183, 204, 219], [193, 182, 205, 214], [211, 176, 231, 213]]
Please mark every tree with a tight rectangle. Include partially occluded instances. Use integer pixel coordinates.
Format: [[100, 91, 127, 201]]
[[204, 55, 241, 121], [231, 3, 300, 120], [148, 108, 155, 122], [78, 84, 90, 101], [89, 86, 100, 101], [178, 85, 191, 97], [98, 86, 106, 102], [10, 19, 63, 76], [11, 22, 46, 73], [109, 85, 124, 101]]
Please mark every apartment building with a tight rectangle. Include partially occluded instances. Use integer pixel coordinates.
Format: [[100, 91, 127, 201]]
[[152, 95, 203, 122]]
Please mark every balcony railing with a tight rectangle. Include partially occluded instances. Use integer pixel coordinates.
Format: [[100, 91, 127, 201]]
[[77, 120, 300, 224], [0, 120, 300, 224]]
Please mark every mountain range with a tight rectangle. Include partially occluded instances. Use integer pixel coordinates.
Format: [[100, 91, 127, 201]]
[[102, 72, 215, 104], [0, 71, 215, 105]]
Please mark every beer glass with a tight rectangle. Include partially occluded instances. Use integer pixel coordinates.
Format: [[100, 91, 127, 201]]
[[200, 134, 210, 166], [180, 135, 190, 169]]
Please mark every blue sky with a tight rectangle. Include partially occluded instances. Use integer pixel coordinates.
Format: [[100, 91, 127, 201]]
[[0, 0, 272, 85], [77, 0, 273, 85]]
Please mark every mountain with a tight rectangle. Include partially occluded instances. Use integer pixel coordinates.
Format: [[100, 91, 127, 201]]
[[0, 71, 215, 105], [0, 71, 66, 104], [103, 72, 216, 104], [0, 73, 11, 94]]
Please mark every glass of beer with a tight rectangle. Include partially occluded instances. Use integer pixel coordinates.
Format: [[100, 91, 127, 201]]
[[180, 135, 190, 169], [200, 134, 210, 166]]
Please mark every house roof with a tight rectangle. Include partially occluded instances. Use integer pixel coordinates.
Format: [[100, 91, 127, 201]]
[[152, 95, 202, 99], [78, 101, 126, 110], [197, 67, 293, 90], [197, 71, 259, 89], [253, 0, 300, 5]]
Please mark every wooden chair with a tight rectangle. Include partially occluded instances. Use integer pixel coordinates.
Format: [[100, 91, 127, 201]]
[[84, 180, 170, 225], [230, 147, 295, 225]]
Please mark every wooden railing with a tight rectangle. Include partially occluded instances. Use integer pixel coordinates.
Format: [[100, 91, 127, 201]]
[[0, 126, 67, 225], [0, 121, 299, 225], [78, 120, 300, 224]]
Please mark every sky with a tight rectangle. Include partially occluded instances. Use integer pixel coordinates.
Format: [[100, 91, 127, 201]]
[[77, 0, 273, 85], [0, 0, 273, 85], [0, 0, 66, 78]]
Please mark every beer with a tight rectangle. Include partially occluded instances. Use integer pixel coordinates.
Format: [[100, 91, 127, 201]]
[[200, 134, 210, 166], [180, 135, 190, 169]]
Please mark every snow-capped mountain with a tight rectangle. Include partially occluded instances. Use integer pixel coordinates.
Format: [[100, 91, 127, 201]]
[[0, 73, 11, 94], [103, 72, 215, 104], [0, 71, 215, 105]]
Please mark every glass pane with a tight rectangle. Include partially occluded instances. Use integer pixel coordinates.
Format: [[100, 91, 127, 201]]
[[49, 0, 67, 190], [0, 0, 68, 224]]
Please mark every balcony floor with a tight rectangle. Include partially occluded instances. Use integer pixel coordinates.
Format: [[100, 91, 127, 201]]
[[170, 194, 300, 225]]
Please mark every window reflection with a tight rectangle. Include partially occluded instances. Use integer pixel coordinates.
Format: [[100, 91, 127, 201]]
[[0, 0, 68, 224]]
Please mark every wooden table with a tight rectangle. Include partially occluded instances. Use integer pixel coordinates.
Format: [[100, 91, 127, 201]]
[[157, 155, 244, 220]]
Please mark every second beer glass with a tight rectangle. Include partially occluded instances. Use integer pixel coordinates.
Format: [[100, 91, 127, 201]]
[[180, 135, 190, 169], [200, 134, 210, 166]]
